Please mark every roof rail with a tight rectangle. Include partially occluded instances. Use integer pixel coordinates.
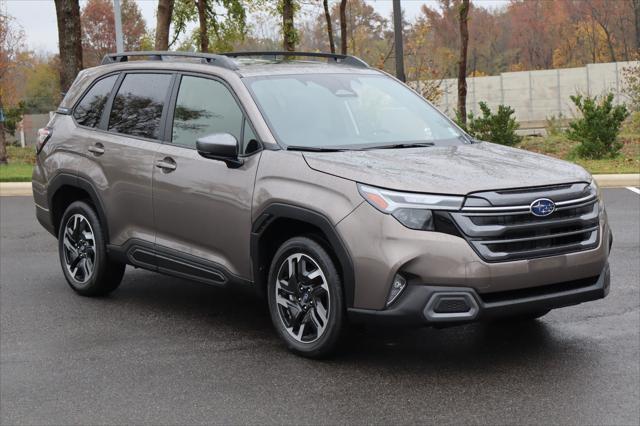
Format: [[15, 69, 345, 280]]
[[222, 51, 369, 68], [100, 51, 239, 71]]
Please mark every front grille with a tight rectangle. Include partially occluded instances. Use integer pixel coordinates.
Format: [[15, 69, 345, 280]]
[[450, 183, 600, 262]]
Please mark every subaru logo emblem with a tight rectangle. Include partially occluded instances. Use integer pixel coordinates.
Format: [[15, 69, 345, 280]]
[[530, 198, 556, 217]]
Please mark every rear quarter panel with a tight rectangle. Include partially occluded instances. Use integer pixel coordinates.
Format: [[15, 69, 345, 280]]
[[32, 115, 84, 209]]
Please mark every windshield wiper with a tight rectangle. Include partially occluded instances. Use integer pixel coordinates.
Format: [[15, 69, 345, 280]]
[[286, 145, 347, 152], [361, 142, 435, 150]]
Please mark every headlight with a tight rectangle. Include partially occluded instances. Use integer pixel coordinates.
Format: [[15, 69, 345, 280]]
[[589, 179, 604, 214], [357, 184, 464, 230], [589, 179, 601, 199]]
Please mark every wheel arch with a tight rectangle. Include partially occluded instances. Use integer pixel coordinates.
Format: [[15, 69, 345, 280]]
[[251, 203, 356, 307], [48, 173, 110, 241]]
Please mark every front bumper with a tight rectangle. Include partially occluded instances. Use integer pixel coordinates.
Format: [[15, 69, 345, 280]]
[[348, 262, 610, 326], [337, 201, 611, 310]]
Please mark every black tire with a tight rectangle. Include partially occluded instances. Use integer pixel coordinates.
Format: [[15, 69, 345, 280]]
[[267, 236, 344, 358], [58, 200, 125, 297]]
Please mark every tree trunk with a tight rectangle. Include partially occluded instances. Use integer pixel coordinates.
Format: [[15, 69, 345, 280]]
[[457, 0, 469, 125], [155, 0, 174, 50], [0, 94, 6, 165], [339, 0, 347, 55], [392, 0, 405, 82], [196, 0, 209, 53], [323, 0, 335, 54], [282, 0, 295, 51], [601, 25, 617, 62], [54, 0, 83, 93], [634, 0, 640, 54]]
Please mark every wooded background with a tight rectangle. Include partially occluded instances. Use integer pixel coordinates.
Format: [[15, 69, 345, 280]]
[[1, 0, 639, 160]]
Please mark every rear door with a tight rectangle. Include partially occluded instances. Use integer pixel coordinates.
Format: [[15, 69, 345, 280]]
[[151, 73, 262, 284], [74, 71, 174, 247]]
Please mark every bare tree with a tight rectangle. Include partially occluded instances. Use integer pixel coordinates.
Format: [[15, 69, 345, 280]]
[[457, 0, 469, 125], [339, 0, 347, 54], [54, 0, 83, 93], [281, 0, 295, 51], [155, 0, 174, 50], [588, 1, 617, 62], [323, 0, 335, 53], [196, 0, 209, 52]]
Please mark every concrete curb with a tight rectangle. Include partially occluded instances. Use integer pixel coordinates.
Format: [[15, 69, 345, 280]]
[[0, 182, 32, 197], [593, 174, 640, 188], [1, 175, 638, 197]]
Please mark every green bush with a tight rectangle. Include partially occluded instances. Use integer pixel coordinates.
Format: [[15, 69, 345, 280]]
[[567, 93, 629, 159], [2, 101, 25, 137], [456, 102, 522, 146]]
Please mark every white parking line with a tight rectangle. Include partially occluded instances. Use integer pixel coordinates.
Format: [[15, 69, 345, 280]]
[[626, 187, 640, 195]]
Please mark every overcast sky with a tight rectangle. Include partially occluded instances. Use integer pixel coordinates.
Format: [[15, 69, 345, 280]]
[[4, 0, 509, 55]]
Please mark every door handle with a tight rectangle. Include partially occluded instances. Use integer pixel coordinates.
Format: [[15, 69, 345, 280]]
[[155, 157, 177, 172], [88, 143, 104, 156]]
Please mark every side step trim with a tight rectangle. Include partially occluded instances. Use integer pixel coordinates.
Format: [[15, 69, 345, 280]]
[[107, 239, 252, 288]]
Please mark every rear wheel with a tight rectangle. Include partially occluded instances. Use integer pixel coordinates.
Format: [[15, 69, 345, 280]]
[[267, 237, 344, 358], [58, 201, 125, 297]]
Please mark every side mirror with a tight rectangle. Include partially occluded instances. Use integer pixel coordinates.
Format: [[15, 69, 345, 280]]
[[196, 133, 243, 168]]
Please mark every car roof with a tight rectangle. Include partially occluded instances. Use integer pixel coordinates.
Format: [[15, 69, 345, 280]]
[[89, 56, 380, 77], [59, 54, 382, 109]]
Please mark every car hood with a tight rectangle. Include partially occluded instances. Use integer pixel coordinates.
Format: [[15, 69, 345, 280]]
[[302, 142, 592, 195]]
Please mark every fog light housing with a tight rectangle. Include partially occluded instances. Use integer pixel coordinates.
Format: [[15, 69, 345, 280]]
[[386, 274, 407, 306]]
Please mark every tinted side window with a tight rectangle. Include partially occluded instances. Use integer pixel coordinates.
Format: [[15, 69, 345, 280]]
[[73, 75, 117, 127], [108, 73, 172, 139], [171, 76, 243, 148]]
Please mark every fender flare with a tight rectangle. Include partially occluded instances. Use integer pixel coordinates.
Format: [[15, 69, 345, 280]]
[[251, 203, 356, 307], [48, 172, 110, 241]]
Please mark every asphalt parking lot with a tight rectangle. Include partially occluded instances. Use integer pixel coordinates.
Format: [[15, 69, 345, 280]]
[[1, 189, 639, 425]]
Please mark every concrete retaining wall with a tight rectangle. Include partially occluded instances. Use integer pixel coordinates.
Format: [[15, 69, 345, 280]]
[[433, 61, 639, 127]]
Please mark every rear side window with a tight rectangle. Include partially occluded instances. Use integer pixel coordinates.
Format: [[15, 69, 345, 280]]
[[73, 75, 117, 128], [108, 73, 172, 140], [171, 76, 243, 148]]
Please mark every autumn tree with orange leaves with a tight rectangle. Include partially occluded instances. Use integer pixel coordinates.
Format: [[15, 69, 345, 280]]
[[80, 0, 148, 66]]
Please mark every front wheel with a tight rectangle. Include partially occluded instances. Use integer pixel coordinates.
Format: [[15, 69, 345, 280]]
[[267, 237, 344, 358]]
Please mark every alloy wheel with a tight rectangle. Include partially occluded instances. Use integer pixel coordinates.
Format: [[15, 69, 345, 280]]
[[275, 253, 331, 343], [62, 213, 96, 284]]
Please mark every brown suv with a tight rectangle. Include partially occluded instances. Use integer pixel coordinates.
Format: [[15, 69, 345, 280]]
[[33, 51, 611, 357]]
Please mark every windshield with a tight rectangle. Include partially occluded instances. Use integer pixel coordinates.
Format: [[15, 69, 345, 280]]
[[245, 73, 465, 150]]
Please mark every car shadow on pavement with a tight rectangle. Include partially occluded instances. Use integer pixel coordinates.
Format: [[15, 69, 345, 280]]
[[107, 268, 591, 373]]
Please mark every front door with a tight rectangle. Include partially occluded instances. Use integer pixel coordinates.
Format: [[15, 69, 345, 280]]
[[152, 74, 261, 284]]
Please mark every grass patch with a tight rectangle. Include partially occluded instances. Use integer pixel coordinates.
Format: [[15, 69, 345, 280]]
[[0, 163, 33, 182], [519, 130, 640, 175], [0, 146, 36, 182]]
